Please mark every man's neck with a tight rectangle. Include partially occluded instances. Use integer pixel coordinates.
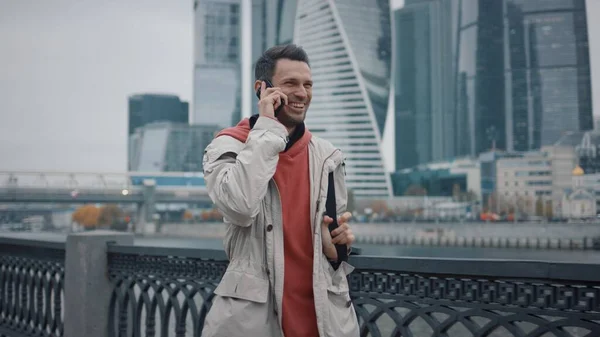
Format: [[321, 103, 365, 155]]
[[286, 125, 296, 135]]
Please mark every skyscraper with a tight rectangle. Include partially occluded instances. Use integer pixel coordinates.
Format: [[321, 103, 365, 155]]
[[194, 0, 299, 125], [504, 0, 593, 151], [193, 0, 242, 128], [127, 94, 189, 170], [129, 122, 219, 173], [393, 0, 593, 170], [294, 0, 394, 198]]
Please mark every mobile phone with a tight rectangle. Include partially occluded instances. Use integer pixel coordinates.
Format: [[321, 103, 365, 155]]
[[255, 79, 284, 116]]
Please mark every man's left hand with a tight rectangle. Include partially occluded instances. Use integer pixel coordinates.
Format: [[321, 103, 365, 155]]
[[321, 211, 355, 261]]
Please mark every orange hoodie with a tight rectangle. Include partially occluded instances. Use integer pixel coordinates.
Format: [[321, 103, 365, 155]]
[[216, 115, 318, 337]]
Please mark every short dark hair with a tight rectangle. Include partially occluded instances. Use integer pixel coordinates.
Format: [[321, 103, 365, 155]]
[[254, 44, 310, 81]]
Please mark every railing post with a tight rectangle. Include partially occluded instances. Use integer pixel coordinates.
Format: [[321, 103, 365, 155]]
[[63, 230, 134, 337]]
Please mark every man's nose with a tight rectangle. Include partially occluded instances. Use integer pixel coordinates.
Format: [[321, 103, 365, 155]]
[[293, 86, 308, 100]]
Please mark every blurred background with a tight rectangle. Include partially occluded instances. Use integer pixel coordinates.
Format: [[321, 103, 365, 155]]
[[2, 0, 600, 261]]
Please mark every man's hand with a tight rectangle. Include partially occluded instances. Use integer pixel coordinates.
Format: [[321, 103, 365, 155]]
[[321, 212, 355, 261], [258, 81, 288, 118]]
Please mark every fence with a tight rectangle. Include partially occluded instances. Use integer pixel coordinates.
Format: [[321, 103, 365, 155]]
[[1, 231, 599, 337]]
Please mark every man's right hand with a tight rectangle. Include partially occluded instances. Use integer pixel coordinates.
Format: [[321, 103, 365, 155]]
[[258, 81, 288, 118]]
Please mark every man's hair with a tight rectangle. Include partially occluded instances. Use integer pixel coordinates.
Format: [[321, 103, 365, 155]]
[[254, 44, 310, 81]]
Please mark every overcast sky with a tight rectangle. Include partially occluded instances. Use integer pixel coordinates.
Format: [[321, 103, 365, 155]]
[[0, 0, 598, 173], [0, 0, 194, 172]]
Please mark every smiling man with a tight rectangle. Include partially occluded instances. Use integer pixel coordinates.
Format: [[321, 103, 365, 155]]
[[201, 44, 360, 337]]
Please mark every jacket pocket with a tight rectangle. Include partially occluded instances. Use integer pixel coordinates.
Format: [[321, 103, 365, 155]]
[[213, 269, 268, 302], [203, 269, 280, 337], [324, 261, 360, 337]]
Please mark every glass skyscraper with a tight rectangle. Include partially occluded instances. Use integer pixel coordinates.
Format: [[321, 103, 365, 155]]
[[127, 94, 189, 170], [194, 0, 299, 124], [129, 122, 219, 173], [294, 0, 394, 197], [193, 0, 242, 128], [394, 0, 593, 170]]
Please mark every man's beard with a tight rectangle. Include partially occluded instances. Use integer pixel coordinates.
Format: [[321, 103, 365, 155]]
[[277, 108, 306, 128]]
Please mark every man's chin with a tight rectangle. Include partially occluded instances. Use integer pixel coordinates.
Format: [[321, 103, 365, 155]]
[[278, 111, 305, 127]]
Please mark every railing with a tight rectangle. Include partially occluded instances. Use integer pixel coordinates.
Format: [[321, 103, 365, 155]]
[[1, 232, 600, 337], [0, 237, 65, 337]]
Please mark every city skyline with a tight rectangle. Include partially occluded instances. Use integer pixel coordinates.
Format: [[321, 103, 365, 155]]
[[2, 0, 600, 173]]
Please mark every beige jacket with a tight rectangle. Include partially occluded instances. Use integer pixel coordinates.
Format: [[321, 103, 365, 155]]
[[201, 116, 359, 337]]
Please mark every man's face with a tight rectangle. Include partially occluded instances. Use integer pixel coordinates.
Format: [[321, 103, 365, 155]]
[[270, 59, 312, 128]]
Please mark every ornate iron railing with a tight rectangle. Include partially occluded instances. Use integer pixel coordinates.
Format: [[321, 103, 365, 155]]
[[0, 237, 65, 337], [107, 244, 600, 337], [107, 245, 228, 337]]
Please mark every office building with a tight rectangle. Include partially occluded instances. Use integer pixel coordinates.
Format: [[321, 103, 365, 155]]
[[128, 94, 189, 135], [194, 0, 299, 126], [556, 130, 600, 174], [495, 146, 577, 215], [193, 0, 242, 127], [294, 0, 394, 197], [128, 94, 189, 170], [393, 0, 593, 170], [129, 122, 220, 173]]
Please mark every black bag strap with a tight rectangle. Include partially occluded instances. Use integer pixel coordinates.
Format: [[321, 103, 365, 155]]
[[326, 172, 348, 269]]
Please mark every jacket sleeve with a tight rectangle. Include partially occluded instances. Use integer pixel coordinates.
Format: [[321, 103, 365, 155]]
[[202, 117, 288, 226]]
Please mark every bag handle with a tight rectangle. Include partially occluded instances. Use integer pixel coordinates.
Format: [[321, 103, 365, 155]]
[[325, 172, 348, 269]]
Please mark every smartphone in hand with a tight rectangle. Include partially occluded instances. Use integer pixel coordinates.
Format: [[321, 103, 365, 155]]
[[255, 79, 284, 117]]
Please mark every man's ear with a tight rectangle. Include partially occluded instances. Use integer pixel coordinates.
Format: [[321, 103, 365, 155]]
[[254, 80, 263, 94]]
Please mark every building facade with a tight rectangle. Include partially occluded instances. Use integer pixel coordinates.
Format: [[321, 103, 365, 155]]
[[495, 145, 577, 215], [128, 94, 189, 170], [294, 0, 394, 197], [393, 0, 593, 170], [194, 0, 300, 126], [193, 0, 242, 127], [129, 122, 219, 173]]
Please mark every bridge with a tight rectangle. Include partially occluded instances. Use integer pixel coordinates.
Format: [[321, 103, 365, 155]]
[[0, 171, 212, 230], [0, 171, 211, 204]]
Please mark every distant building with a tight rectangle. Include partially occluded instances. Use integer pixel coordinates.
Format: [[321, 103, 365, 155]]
[[193, 0, 298, 126], [128, 94, 189, 136], [295, 0, 394, 197], [495, 146, 577, 215], [555, 130, 600, 174], [128, 94, 189, 170], [390, 157, 481, 200], [393, 0, 593, 170], [193, 0, 242, 127], [561, 166, 596, 219], [129, 122, 219, 173]]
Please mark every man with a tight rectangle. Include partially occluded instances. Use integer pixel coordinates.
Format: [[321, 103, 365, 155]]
[[201, 44, 360, 337]]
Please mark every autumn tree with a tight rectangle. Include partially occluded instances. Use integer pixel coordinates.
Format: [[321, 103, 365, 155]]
[[98, 204, 125, 227], [545, 200, 554, 219], [535, 197, 544, 216], [452, 184, 461, 201], [72, 204, 100, 229]]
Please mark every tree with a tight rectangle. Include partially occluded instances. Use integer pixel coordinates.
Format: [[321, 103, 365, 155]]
[[535, 197, 544, 216], [405, 184, 427, 196], [369, 200, 388, 214], [98, 204, 124, 227], [452, 184, 461, 201], [545, 200, 554, 219], [72, 204, 100, 229]]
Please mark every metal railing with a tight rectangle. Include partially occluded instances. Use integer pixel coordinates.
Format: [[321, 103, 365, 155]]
[[0, 237, 65, 337], [105, 245, 600, 337], [1, 233, 599, 337]]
